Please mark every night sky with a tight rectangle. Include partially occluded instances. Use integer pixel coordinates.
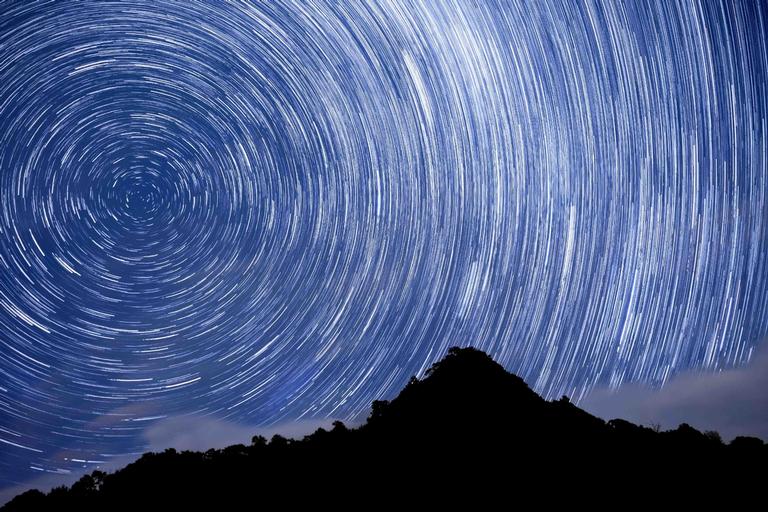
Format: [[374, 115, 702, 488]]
[[1, 0, 767, 495]]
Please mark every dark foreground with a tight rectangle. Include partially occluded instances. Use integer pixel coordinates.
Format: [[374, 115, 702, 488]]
[[4, 347, 765, 508]]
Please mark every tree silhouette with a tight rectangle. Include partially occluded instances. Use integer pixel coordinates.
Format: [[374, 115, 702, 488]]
[[2, 346, 765, 510]]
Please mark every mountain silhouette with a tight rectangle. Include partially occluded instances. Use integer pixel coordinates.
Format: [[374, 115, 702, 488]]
[[4, 346, 765, 509]]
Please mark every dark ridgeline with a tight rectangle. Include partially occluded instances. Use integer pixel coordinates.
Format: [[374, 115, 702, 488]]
[[4, 347, 765, 509]]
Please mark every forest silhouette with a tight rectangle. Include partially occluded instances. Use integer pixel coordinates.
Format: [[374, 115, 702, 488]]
[[4, 346, 765, 509]]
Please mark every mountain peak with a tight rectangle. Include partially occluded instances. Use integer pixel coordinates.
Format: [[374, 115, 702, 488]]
[[364, 346, 543, 433], [424, 345, 507, 377], [4, 346, 765, 510]]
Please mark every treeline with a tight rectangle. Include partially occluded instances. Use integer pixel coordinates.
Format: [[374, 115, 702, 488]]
[[4, 347, 765, 508]]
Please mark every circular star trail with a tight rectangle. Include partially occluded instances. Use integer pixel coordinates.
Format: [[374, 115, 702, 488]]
[[1, 0, 767, 484]]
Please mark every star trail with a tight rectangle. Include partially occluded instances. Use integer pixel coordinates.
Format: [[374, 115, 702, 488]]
[[1, 0, 767, 488]]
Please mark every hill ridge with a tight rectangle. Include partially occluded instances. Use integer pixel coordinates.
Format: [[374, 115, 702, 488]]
[[4, 346, 765, 509]]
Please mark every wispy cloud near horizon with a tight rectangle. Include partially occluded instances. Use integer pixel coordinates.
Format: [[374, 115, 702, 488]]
[[0, 416, 341, 506], [142, 415, 338, 452], [581, 340, 768, 442]]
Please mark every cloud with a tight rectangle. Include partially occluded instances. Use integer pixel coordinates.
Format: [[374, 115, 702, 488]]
[[581, 341, 768, 442], [142, 415, 337, 452], [0, 415, 341, 506], [0, 452, 138, 507]]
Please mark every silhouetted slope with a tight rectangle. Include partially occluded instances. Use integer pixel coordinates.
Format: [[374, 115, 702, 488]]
[[365, 346, 545, 433], [4, 347, 766, 509]]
